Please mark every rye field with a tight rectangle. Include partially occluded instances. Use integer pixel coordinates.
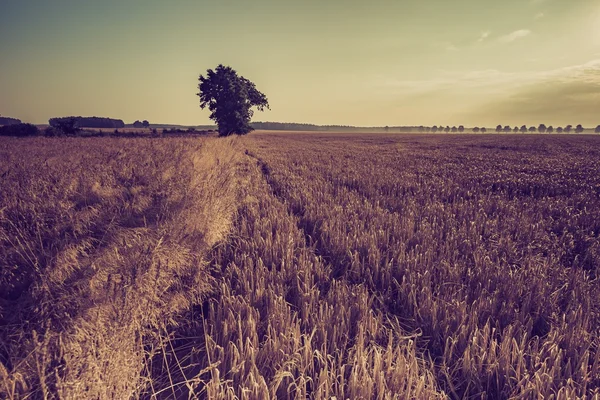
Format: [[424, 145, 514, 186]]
[[1, 132, 599, 399]]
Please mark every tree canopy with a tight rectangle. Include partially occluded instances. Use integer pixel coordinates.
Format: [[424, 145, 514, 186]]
[[0, 116, 21, 126], [197, 64, 269, 136]]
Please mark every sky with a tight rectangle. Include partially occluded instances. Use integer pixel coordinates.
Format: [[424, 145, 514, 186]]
[[0, 0, 599, 127]]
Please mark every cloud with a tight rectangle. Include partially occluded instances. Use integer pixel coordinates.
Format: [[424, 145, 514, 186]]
[[498, 29, 531, 43], [534, 12, 545, 20], [433, 41, 459, 52], [477, 31, 491, 43], [378, 59, 600, 93], [370, 59, 600, 126], [466, 60, 600, 125]]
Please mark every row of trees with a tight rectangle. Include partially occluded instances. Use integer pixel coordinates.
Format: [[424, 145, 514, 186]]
[[413, 124, 600, 134], [48, 116, 125, 130], [493, 124, 589, 134], [428, 125, 469, 133]]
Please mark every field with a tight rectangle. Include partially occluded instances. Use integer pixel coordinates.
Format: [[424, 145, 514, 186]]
[[1, 133, 599, 399]]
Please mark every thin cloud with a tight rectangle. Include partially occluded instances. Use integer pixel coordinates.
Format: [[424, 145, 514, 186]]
[[433, 41, 459, 52], [498, 29, 531, 43], [465, 60, 600, 125], [477, 31, 491, 43], [374, 59, 600, 126], [375, 59, 600, 95], [534, 12, 545, 20]]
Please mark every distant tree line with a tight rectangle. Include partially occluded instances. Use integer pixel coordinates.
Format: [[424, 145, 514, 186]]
[[252, 122, 599, 134], [49, 116, 125, 129], [485, 124, 588, 134], [0, 116, 21, 126], [132, 120, 150, 128], [253, 122, 454, 132], [0, 123, 39, 137]]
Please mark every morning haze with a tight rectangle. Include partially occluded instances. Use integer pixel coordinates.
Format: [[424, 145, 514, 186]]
[[0, 0, 598, 127], [3, 2, 600, 399]]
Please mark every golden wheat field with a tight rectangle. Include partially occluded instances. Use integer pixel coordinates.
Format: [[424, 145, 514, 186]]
[[1, 132, 599, 399]]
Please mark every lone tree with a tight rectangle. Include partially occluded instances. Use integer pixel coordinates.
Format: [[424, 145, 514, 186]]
[[538, 124, 546, 133], [547, 126, 554, 134], [520, 125, 527, 133], [49, 117, 80, 135], [596, 125, 600, 133], [197, 64, 269, 136], [565, 125, 572, 133], [143, 120, 150, 128], [575, 124, 584, 133]]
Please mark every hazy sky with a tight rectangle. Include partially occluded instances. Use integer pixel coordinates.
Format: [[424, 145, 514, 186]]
[[1, 0, 599, 127]]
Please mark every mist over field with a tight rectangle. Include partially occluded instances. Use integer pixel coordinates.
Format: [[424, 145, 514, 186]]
[[1, 1, 600, 399]]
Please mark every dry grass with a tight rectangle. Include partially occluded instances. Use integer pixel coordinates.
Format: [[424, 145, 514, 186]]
[[1, 132, 599, 399], [0, 136, 242, 399], [228, 132, 599, 399]]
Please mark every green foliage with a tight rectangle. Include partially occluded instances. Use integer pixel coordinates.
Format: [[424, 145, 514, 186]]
[[0, 116, 21, 126], [197, 64, 269, 136], [0, 123, 39, 137], [49, 116, 124, 131], [49, 117, 81, 135], [565, 124, 573, 133]]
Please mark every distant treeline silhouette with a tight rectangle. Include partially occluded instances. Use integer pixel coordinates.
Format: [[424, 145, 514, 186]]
[[0, 116, 21, 126], [251, 121, 432, 132], [49, 116, 125, 129], [132, 120, 150, 128], [252, 122, 600, 134]]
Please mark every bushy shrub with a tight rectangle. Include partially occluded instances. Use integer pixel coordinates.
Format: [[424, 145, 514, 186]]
[[44, 126, 63, 137], [0, 123, 39, 137], [49, 117, 80, 135]]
